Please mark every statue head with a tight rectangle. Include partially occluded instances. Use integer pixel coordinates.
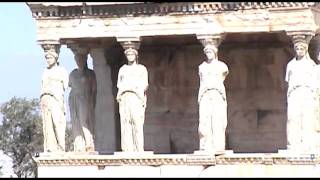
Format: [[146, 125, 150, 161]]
[[203, 45, 217, 62], [75, 53, 88, 71], [124, 48, 138, 64], [294, 41, 308, 60], [292, 34, 311, 60], [45, 51, 59, 68]]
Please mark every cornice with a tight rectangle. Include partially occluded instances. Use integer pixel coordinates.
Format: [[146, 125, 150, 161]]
[[27, 2, 317, 20]]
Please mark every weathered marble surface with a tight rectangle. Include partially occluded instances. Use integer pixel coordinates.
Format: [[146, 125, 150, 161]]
[[28, 3, 319, 41], [285, 38, 317, 153], [40, 46, 68, 153], [198, 44, 229, 152], [34, 151, 320, 177], [69, 50, 97, 152], [117, 47, 148, 152], [28, 2, 320, 155]]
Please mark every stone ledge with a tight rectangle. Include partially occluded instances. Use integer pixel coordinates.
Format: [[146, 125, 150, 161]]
[[34, 151, 320, 166]]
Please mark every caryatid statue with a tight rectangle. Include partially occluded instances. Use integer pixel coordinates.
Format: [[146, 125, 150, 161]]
[[40, 44, 69, 152], [69, 46, 97, 152], [197, 36, 229, 153], [312, 39, 320, 151], [116, 41, 148, 152], [285, 32, 318, 152]]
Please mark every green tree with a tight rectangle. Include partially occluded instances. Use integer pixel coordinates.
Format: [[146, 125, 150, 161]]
[[0, 97, 42, 177], [0, 97, 74, 177]]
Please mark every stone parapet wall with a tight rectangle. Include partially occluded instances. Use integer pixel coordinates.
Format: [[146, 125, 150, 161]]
[[35, 152, 320, 177]]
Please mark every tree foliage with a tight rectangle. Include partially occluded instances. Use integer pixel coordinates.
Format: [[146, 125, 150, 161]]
[[0, 97, 42, 177], [0, 97, 74, 177]]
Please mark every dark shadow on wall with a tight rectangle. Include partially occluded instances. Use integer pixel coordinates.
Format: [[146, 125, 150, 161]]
[[105, 45, 126, 151]]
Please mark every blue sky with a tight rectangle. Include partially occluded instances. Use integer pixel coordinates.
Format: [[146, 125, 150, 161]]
[[0, 3, 92, 105]]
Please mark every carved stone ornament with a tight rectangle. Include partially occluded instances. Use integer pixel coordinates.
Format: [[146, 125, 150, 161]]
[[286, 31, 315, 46], [197, 34, 225, 48]]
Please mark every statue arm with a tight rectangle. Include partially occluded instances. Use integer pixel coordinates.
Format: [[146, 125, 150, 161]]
[[143, 67, 149, 93], [198, 66, 203, 83], [285, 69, 289, 83], [222, 63, 229, 79], [117, 68, 123, 89], [68, 70, 77, 88], [285, 62, 291, 83], [198, 69, 204, 103], [116, 68, 124, 101], [68, 73, 72, 88], [62, 69, 69, 91], [92, 72, 97, 108], [142, 67, 148, 107], [40, 78, 44, 95], [223, 70, 229, 77]]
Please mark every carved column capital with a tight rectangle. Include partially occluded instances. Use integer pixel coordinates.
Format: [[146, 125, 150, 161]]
[[286, 31, 315, 47], [41, 44, 61, 59], [196, 34, 225, 48], [116, 37, 141, 51]]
